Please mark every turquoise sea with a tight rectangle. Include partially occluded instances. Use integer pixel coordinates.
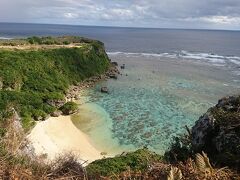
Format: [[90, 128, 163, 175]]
[[72, 53, 240, 155]]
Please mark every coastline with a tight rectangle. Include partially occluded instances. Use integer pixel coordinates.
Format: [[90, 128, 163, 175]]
[[26, 64, 120, 164], [27, 115, 105, 164], [66, 63, 119, 102]]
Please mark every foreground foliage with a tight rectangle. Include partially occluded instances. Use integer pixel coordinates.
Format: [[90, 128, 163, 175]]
[[0, 113, 239, 179], [0, 111, 86, 179], [86, 150, 239, 179], [165, 95, 240, 171], [86, 148, 162, 178], [191, 95, 240, 169]]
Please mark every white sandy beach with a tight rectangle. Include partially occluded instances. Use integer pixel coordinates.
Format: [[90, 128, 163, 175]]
[[27, 115, 104, 164]]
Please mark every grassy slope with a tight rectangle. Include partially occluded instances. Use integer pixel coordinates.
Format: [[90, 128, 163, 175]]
[[0, 37, 110, 130], [87, 148, 162, 177]]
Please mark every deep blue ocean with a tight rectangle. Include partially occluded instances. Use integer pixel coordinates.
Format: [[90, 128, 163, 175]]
[[1, 23, 240, 56], [1, 23, 240, 154]]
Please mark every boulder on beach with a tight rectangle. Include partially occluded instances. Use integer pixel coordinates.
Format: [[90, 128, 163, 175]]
[[120, 64, 125, 69], [109, 74, 118, 79], [51, 110, 62, 117], [111, 62, 118, 66], [34, 115, 50, 121], [101, 87, 109, 93]]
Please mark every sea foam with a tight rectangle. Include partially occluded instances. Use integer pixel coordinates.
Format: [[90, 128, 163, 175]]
[[0, 37, 12, 40], [108, 50, 240, 75]]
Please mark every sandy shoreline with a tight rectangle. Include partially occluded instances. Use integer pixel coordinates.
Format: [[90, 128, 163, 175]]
[[27, 115, 104, 164], [26, 65, 120, 164]]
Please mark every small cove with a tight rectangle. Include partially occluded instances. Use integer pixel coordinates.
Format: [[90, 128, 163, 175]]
[[71, 53, 240, 155]]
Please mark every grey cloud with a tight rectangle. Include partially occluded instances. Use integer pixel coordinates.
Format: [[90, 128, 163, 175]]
[[0, 0, 240, 29]]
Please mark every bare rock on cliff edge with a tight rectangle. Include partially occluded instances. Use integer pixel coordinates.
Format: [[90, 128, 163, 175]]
[[51, 110, 62, 117], [109, 74, 118, 79], [46, 99, 65, 108], [191, 95, 240, 167], [111, 62, 118, 66]]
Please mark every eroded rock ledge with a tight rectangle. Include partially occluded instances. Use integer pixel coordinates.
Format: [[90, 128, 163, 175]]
[[66, 63, 119, 101], [191, 95, 240, 166]]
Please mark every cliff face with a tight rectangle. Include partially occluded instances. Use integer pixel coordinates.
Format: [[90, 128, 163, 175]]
[[0, 36, 110, 130], [191, 95, 240, 167]]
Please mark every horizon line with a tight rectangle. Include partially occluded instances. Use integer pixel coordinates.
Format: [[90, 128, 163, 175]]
[[1, 21, 240, 32]]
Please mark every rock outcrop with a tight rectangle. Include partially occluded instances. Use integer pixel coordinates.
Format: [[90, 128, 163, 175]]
[[0, 77, 3, 90], [101, 87, 109, 93], [111, 62, 118, 66], [191, 95, 240, 166], [120, 64, 125, 69], [66, 64, 119, 101], [109, 74, 118, 79], [50, 110, 62, 117], [191, 112, 216, 149], [46, 99, 65, 108]]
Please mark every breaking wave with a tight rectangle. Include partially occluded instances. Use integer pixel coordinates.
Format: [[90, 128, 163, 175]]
[[108, 51, 240, 65], [107, 50, 240, 75], [0, 37, 13, 40]]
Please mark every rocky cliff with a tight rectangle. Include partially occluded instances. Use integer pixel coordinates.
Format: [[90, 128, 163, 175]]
[[191, 95, 240, 167]]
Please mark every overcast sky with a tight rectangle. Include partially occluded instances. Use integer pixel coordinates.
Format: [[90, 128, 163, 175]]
[[1, 0, 240, 30]]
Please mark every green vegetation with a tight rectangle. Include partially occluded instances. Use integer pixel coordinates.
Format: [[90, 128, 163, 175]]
[[0, 37, 239, 179], [208, 96, 240, 167], [59, 102, 78, 115], [165, 95, 240, 169], [86, 148, 162, 177], [0, 36, 104, 46], [164, 135, 193, 163], [0, 36, 110, 131], [26, 36, 101, 45]]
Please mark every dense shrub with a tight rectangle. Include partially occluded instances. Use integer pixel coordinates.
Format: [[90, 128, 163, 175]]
[[86, 148, 162, 178], [0, 37, 110, 129], [164, 135, 193, 163], [59, 102, 78, 115]]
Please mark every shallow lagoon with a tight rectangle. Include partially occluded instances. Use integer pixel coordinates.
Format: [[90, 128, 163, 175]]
[[72, 53, 240, 155]]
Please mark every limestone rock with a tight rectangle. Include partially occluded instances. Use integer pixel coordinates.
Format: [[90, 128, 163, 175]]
[[101, 87, 109, 93], [46, 99, 65, 108], [51, 110, 62, 117], [35, 115, 49, 121], [120, 64, 125, 69], [191, 95, 240, 166], [111, 62, 118, 66], [109, 74, 118, 79], [0, 78, 3, 90], [11, 108, 24, 134], [191, 111, 216, 149]]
